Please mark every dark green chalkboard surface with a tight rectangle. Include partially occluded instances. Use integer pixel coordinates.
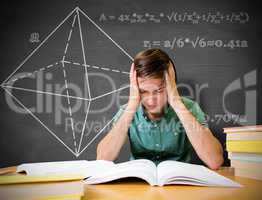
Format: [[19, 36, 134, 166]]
[[0, 0, 261, 167]]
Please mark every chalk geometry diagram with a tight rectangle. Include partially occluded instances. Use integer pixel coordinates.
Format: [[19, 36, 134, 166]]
[[0, 7, 133, 157]]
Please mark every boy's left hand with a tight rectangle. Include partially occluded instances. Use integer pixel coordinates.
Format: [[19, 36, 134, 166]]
[[165, 61, 181, 104]]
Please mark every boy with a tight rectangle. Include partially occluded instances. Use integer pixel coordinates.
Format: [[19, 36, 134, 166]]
[[96, 48, 223, 170]]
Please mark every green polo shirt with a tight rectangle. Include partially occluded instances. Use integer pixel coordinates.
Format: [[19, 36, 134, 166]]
[[112, 96, 209, 165]]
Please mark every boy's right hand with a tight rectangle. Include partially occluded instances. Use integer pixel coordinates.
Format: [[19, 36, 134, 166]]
[[127, 63, 140, 112]]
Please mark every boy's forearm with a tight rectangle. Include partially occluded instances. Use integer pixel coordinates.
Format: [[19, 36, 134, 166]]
[[170, 99, 224, 170], [96, 105, 136, 161]]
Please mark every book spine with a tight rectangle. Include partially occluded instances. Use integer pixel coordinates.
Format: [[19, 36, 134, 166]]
[[228, 152, 262, 162], [230, 160, 262, 171], [226, 132, 262, 141], [223, 125, 262, 133], [226, 141, 262, 153], [234, 168, 262, 181]]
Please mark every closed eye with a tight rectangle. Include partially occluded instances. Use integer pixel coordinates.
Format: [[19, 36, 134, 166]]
[[155, 87, 165, 93]]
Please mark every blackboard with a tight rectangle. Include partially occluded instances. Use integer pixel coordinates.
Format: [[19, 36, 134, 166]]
[[0, 0, 261, 167]]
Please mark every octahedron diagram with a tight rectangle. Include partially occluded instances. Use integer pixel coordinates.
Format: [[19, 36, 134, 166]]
[[0, 7, 133, 157]]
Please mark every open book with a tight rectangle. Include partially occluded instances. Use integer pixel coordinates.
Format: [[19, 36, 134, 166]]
[[16, 159, 242, 187]]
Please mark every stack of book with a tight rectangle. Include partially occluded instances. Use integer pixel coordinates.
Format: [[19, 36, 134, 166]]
[[0, 180, 84, 200], [0, 165, 84, 200], [224, 125, 262, 180]]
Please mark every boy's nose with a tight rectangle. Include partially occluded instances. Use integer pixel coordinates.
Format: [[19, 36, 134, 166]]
[[146, 96, 157, 106]]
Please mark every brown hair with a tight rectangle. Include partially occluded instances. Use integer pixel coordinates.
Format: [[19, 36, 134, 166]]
[[134, 48, 177, 83]]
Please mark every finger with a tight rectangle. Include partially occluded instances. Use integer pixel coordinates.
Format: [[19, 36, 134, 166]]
[[164, 70, 170, 83], [130, 63, 134, 75], [168, 61, 175, 80], [131, 62, 135, 71], [133, 67, 139, 87], [130, 63, 134, 82]]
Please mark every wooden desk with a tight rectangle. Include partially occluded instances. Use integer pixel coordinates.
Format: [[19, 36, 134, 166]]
[[82, 167, 262, 200]]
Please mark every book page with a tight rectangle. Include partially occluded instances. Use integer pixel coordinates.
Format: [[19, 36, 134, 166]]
[[84, 159, 157, 185], [157, 161, 242, 187], [16, 160, 114, 177]]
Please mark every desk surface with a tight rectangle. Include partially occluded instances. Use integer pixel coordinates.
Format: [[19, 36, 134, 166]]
[[0, 167, 261, 200], [83, 167, 262, 200]]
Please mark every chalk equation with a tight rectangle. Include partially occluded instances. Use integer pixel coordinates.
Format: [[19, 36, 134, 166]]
[[143, 37, 248, 49], [99, 11, 249, 24]]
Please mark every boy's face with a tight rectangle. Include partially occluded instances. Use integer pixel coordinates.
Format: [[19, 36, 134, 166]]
[[137, 76, 168, 114]]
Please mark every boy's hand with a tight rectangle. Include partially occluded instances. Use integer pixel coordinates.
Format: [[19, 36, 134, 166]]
[[127, 63, 141, 111], [165, 61, 181, 104]]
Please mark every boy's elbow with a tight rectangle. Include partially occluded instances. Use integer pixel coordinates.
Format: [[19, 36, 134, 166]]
[[96, 143, 116, 161], [96, 143, 106, 160], [96, 152, 116, 161], [207, 154, 224, 170]]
